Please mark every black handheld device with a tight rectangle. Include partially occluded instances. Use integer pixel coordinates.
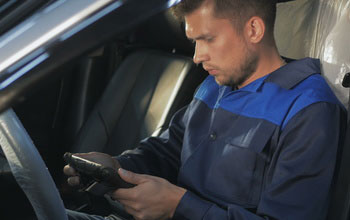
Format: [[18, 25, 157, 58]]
[[63, 152, 134, 195]]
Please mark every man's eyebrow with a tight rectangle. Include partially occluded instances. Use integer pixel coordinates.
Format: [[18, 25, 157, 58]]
[[187, 34, 212, 42]]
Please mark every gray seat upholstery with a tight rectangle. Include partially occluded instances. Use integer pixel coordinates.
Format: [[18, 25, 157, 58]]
[[69, 7, 208, 155], [71, 49, 207, 156]]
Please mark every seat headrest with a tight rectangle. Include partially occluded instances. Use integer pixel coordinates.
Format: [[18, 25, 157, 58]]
[[129, 10, 194, 56], [275, 0, 350, 108]]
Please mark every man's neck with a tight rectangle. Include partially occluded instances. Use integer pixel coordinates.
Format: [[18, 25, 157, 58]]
[[238, 46, 284, 89]]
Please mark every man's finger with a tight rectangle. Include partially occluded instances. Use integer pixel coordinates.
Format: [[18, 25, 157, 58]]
[[67, 176, 80, 186], [63, 165, 77, 176], [118, 168, 147, 185], [123, 205, 138, 218], [118, 199, 134, 208], [110, 188, 129, 200]]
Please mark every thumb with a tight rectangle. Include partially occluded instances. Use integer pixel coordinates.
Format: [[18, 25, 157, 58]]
[[118, 168, 145, 185]]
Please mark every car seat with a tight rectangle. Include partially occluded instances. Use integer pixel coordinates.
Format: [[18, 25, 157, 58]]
[[69, 10, 207, 156], [275, 0, 350, 219]]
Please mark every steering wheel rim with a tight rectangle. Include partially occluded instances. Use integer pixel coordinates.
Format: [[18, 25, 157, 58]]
[[0, 109, 68, 220]]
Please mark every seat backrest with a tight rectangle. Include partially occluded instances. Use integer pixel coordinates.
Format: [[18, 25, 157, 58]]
[[70, 49, 206, 155], [275, 0, 350, 219], [69, 8, 208, 155]]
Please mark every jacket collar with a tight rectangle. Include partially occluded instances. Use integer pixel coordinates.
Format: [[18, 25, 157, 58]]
[[264, 57, 321, 90], [221, 57, 321, 93]]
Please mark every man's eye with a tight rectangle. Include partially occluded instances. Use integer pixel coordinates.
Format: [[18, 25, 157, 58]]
[[206, 38, 214, 43]]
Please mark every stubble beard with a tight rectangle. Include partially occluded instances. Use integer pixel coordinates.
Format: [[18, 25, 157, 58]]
[[224, 48, 259, 88]]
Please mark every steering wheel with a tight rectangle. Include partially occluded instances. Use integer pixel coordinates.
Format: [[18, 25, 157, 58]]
[[0, 109, 68, 220]]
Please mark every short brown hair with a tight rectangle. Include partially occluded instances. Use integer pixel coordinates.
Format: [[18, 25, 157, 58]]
[[171, 0, 277, 36]]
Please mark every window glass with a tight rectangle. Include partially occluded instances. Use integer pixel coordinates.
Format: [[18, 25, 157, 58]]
[[0, 0, 54, 37]]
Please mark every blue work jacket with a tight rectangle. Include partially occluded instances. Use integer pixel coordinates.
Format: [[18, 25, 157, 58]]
[[117, 58, 346, 219]]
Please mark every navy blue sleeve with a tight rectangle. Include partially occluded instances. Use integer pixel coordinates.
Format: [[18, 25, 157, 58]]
[[116, 106, 188, 184], [173, 102, 346, 220]]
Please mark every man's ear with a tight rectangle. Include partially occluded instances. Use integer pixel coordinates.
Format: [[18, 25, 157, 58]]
[[245, 16, 265, 44]]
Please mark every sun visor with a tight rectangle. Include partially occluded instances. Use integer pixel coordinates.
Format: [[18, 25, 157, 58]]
[[275, 0, 350, 108]]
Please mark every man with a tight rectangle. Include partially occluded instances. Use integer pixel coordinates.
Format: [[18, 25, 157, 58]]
[[65, 0, 346, 219]]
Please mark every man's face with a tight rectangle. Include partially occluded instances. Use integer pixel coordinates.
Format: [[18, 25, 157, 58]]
[[185, 3, 258, 87]]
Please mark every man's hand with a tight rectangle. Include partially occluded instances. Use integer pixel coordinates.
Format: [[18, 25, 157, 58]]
[[111, 168, 186, 220], [63, 152, 120, 186]]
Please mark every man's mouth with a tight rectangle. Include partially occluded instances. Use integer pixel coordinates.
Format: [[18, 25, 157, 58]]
[[203, 66, 218, 75], [207, 69, 218, 75]]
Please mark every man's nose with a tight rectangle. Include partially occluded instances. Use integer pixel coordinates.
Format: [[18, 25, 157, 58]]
[[193, 43, 209, 65]]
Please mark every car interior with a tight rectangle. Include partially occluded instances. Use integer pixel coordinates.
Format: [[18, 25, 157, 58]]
[[0, 0, 349, 219]]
